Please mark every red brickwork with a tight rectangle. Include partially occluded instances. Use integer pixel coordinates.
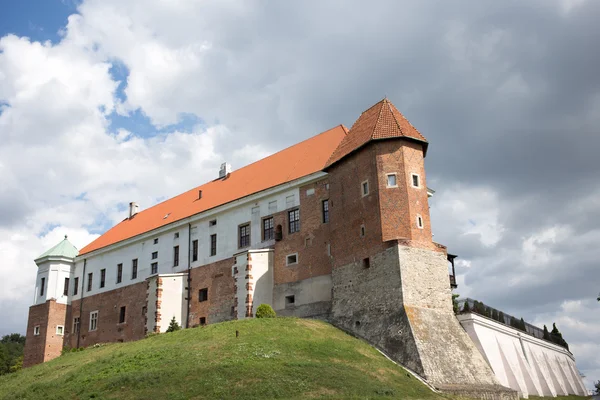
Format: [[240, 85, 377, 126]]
[[23, 300, 68, 367], [327, 145, 394, 268], [375, 140, 436, 250], [188, 258, 235, 326], [68, 280, 148, 348], [272, 179, 334, 284]]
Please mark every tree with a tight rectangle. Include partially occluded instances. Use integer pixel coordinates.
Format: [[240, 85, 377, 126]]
[[0, 333, 26, 376], [452, 294, 460, 314], [594, 380, 599, 395], [498, 311, 506, 324], [462, 300, 471, 313], [519, 318, 527, 332], [543, 325, 551, 340], [166, 317, 181, 333], [550, 323, 569, 350], [491, 309, 499, 322]]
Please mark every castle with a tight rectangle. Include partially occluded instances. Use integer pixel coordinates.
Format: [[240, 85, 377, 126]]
[[23, 99, 587, 398]]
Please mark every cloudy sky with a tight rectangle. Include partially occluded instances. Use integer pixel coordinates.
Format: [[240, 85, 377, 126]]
[[0, 0, 598, 389]]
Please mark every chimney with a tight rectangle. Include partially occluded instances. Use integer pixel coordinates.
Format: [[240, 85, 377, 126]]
[[129, 202, 139, 218], [219, 162, 232, 179]]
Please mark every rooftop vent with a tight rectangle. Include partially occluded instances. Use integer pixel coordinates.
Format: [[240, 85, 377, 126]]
[[219, 162, 232, 179], [129, 202, 139, 219], [198, 190, 202, 199]]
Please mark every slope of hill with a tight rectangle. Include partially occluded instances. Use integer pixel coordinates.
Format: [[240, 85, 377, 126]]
[[0, 318, 445, 399]]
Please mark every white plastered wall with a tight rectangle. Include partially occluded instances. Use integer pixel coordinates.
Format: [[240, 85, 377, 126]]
[[33, 260, 74, 305], [457, 313, 588, 398], [157, 273, 186, 331]]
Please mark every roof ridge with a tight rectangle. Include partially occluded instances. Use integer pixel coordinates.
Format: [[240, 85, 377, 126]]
[[372, 99, 387, 139], [347, 99, 385, 131]]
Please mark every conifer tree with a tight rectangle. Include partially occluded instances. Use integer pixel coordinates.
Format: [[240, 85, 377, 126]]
[[519, 318, 527, 332], [166, 316, 181, 333], [498, 311, 505, 324], [543, 325, 551, 340], [462, 301, 471, 313], [491, 309, 499, 322]]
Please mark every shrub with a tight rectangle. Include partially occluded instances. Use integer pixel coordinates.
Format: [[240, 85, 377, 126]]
[[255, 304, 276, 318], [166, 317, 181, 333]]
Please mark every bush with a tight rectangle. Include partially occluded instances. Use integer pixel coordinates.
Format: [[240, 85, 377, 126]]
[[166, 317, 181, 333], [255, 304, 276, 318]]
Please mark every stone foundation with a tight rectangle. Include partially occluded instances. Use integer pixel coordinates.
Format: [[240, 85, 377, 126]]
[[331, 244, 518, 400]]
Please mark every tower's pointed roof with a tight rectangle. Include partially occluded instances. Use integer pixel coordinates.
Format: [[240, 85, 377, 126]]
[[324, 98, 428, 168], [35, 235, 79, 263]]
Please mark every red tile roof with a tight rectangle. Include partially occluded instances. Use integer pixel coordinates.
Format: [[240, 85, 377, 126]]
[[80, 125, 348, 255], [324, 98, 427, 168]]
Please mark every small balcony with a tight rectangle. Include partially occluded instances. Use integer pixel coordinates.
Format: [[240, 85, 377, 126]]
[[449, 274, 457, 289]]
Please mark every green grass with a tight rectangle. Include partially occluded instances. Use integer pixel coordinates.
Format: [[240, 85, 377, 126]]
[[0, 318, 450, 400]]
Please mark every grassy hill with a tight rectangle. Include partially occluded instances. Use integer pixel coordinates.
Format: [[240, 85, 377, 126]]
[[0, 318, 447, 400]]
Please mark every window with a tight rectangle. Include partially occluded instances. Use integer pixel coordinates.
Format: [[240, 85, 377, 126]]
[[362, 258, 370, 269], [199, 317, 206, 326], [87, 273, 93, 292], [174, 232, 179, 239], [411, 173, 420, 188], [263, 217, 274, 241], [360, 225, 366, 237], [56, 325, 64, 335], [192, 240, 198, 261], [40, 277, 45, 297], [132, 259, 138, 279], [89, 311, 98, 331], [34, 326, 40, 336], [154, 238, 159, 244], [199, 288, 208, 302], [286, 253, 298, 266], [151, 262, 158, 275], [288, 209, 300, 233], [239, 224, 250, 248], [210, 234, 217, 256], [285, 295, 295, 306], [63, 277, 69, 296], [73, 317, 80, 333], [73, 277, 79, 295], [386, 173, 397, 188], [361, 180, 369, 196], [209, 219, 217, 227], [100, 269, 106, 288], [152, 251, 158, 260], [417, 215, 424, 229], [117, 264, 123, 284], [119, 306, 126, 324], [322, 200, 329, 223], [173, 246, 179, 267]]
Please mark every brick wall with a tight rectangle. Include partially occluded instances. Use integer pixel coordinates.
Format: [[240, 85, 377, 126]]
[[188, 257, 235, 326], [327, 145, 393, 268], [272, 179, 333, 285], [69, 280, 148, 348], [23, 300, 68, 367]]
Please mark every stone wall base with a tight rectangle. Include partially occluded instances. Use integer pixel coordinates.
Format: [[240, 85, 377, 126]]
[[437, 384, 519, 400]]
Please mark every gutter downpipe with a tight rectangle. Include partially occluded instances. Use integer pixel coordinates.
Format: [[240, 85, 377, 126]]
[[186, 223, 192, 328], [76, 258, 86, 349]]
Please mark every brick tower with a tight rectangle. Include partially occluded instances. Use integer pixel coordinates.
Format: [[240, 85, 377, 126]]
[[325, 99, 515, 398], [23, 236, 77, 367]]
